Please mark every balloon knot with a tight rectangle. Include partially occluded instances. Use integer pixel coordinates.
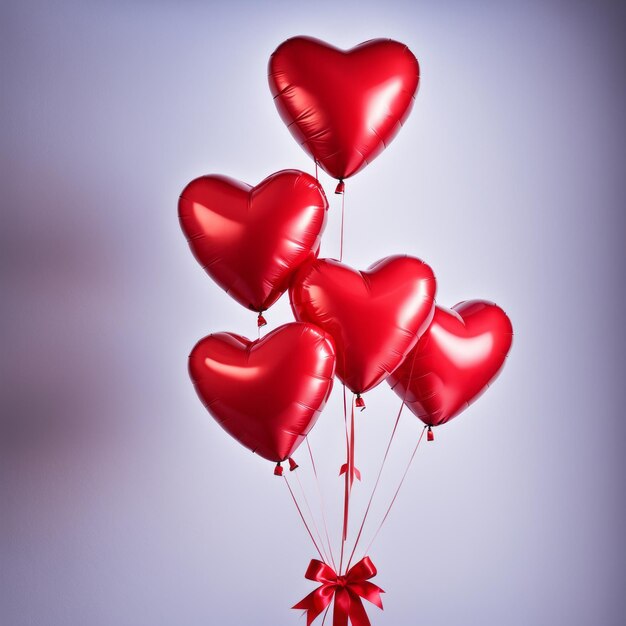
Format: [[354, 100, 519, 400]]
[[257, 312, 267, 328], [427, 426, 434, 442], [274, 462, 283, 476], [288, 457, 299, 472], [335, 180, 345, 195], [355, 394, 365, 410]]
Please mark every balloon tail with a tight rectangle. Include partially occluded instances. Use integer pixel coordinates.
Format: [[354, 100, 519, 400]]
[[427, 426, 434, 442], [257, 312, 267, 328], [274, 462, 284, 476], [355, 394, 365, 410], [335, 179, 345, 195], [288, 457, 299, 472]]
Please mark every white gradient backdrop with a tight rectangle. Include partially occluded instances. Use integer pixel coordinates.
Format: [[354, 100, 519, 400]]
[[1, 1, 625, 625]]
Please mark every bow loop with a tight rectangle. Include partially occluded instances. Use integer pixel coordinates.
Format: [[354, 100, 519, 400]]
[[305, 559, 339, 585], [345, 556, 377, 583]]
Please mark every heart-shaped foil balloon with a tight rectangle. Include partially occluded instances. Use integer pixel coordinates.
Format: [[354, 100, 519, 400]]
[[289, 256, 436, 395], [269, 36, 419, 183], [189, 323, 336, 463], [388, 300, 513, 427], [179, 169, 328, 315]]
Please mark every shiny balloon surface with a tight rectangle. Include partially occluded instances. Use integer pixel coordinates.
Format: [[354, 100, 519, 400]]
[[290, 256, 436, 395], [269, 36, 419, 181], [179, 169, 328, 313], [388, 300, 513, 427], [189, 323, 336, 463]]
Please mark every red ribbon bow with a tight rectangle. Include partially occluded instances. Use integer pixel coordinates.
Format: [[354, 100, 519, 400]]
[[293, 557, 384, 626]]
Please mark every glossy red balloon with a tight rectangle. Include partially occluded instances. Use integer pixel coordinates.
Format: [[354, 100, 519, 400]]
[[189, 323, 336, 463], [290, 256, 436, 395], [388, 301, 513, 427], [268, 36, 420, 181], [179, 170, 328, 313]]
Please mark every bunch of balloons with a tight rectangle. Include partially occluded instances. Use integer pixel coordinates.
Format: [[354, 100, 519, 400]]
[[179, 36, 513, 626]]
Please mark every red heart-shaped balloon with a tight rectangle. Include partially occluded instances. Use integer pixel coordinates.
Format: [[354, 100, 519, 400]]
[[189, 323, 336, 463], [388, 301, 513, 427], [179, 170, 328, 314], [290, 256, 436, 395], [269, 36, 420, 182]]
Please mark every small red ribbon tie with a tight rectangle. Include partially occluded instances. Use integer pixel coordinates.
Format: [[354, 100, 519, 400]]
[[293, 557, 384, 626], [339, 463, 361, 482]]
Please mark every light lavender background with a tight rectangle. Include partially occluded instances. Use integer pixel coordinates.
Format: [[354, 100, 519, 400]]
[[2, 1, 625, 625]]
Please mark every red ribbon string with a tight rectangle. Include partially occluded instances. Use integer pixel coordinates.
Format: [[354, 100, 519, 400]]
[[339, 187, 345, 262], [364, 425, 427, 556], [348, 401, 356, 489], [345, 400, 405, 570], [307, 438, 337, 571], [339, 385, 349, 572], [341, 396, 357, 545], [283, 475, 327, 564], [294, 466, 332, 566], [346, 349, 419, 570], [293, 557, 384, 626]]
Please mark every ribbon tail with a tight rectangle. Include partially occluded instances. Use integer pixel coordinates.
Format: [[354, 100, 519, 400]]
[[347, 590, 372, 626], [293, 588, 333, 626], [340, 464, 361, 482], [332, 587, 351, 626]]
